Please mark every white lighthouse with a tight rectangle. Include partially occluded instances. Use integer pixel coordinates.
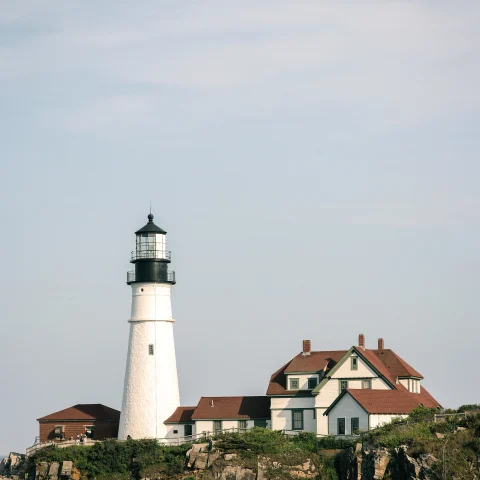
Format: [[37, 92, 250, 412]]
[[118, 214, 180, 440]]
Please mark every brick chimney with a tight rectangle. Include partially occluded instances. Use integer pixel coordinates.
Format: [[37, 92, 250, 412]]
[[358, 334, 365, 349], [302, 340, 311, 356], [378, 338, 384, 351]]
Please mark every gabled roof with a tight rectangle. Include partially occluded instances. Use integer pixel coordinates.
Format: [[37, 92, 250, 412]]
[[37, 404, 120, 422], [191, 396, 270, 420], [268, 344, 426, 396], [164, 407, 196, 424], [324, 387, 441, 415]]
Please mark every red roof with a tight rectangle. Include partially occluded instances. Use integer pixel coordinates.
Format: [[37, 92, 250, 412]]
[[164, 407, 196, 424], [343, 388, 441, 414], [267, 346, 425, 396], [371, 349, 423, 379], [37, 404, 120, 422], [284, 351, 346, 373], [191, 396, 270, 420]]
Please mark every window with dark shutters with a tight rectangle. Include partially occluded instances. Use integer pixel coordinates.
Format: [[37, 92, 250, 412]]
[[292, 410, 304, 430], [351, 417, 359, 434]]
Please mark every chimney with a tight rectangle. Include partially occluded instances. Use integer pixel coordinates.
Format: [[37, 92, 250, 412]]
[[302, 340, 311, 356], [358, 334, 365, 349], [378, 338, 384, 351]]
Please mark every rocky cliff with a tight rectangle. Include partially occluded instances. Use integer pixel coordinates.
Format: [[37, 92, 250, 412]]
[[2, 410, 480, 480]]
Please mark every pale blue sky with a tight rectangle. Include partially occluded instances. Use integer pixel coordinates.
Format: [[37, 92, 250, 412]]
[[1, 0, 480, 454]]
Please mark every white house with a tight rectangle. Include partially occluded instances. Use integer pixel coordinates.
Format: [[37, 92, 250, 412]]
[[324, 389, 427, 435], [267, 335, 441, 436], [163, 396, 271, 441]]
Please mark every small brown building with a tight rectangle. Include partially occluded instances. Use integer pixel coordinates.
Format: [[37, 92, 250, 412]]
[[37, 404, 120, 442]]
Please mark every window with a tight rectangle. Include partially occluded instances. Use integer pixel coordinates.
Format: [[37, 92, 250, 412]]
[[184, 424, 193, 437], [308, 377, 318, 390], [292, 410, 304, 430], [362, 379, 372, 389], [173, 430, 178, 434], [290, 378, 300, 390], [337, 418, 346, 435], [351, 418, 359, 434], [339, 380, 348, 393], [148, 344, 154, 355], [54, 426, 64, 439], [313, 409, 316, 419], [254, 419, 267, 428], [351, 357, 358, 370], [238, 420, 248, 431], [84, 426, 94, 439], [213, 420, 222, 432]]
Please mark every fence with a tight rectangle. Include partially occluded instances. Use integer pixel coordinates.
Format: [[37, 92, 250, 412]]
[[26, 439, 98, 457], [434, 412, 467, 423]]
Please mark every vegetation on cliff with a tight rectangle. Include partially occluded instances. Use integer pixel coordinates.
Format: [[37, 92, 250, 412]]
[[28, 406, 480, 479]]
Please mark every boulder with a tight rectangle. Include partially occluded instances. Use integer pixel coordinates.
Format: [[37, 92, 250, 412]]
[[36, 463, 49, 480], [224, 453, 237, 461], [391, 446, 437, 479], [60, 462, 73, 478], [0, 458, 8, 475], [215, 465, 255, 480], [207, 452, 220, 467], [48, 463, 59, 480], [194, 452, 209, 470], [362, 447, 391, 479]]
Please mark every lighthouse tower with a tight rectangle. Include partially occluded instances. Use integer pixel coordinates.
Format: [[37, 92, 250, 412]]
[[118, 214, 180, 440]]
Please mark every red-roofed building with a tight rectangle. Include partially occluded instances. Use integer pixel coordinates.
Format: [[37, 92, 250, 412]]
[[323, 388, 440, 435], [267, 335, 441, 436], [157, 334, 440, 441], [162, 397, 271, 440], [37, 404, 120, 442]]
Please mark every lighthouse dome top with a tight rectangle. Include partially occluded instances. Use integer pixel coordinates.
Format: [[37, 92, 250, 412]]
[[135, 214, 167, 235]]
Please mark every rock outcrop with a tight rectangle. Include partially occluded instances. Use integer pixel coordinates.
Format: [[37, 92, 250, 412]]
[[0, 453, 25, 480], [337, 444, 439, 480]]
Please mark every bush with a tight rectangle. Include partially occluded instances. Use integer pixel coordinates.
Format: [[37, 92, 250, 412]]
[[458, 404, 480, 413], [30, 439, 190, 478], [408, 405, 437, 423], [215, 427, 288, 454]]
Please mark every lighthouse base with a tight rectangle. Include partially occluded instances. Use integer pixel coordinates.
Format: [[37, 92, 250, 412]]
[[118, 319, 180, 440]]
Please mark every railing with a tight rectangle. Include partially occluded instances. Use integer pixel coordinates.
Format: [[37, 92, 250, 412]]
[[26, 439, 98, 456], [126, 270, 176, 284], [434, 412, 467, 423], [156, 427, 254, 446], [131, 250, 171, 262]]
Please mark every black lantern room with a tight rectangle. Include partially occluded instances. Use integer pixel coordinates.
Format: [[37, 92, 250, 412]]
[[127, 214, 176, 285]]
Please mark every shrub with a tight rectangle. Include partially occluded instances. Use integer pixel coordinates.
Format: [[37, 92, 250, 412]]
[[215, 427, 288, 454], [457, 404, 480, 413], [408, 405, 436, 423], [30, 439, 190, 478]]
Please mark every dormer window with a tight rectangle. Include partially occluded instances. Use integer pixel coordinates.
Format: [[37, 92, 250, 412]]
[[308, 378, 318, 390], [290, 378, 300, 390], [351, 357, 358, 370]]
